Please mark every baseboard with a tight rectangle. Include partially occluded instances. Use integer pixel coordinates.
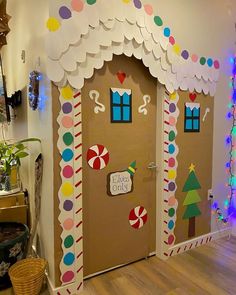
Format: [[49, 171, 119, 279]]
[[47, 275, 83, 295], [168, 227, 232, 257]]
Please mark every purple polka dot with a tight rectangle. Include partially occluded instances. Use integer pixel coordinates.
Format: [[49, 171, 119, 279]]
[[62, 102, 72, 114], [133, 0, 142, 9], [169, 103, 176, 113], [59, 6, 72, 19], [63, 200, 73, 211], [181, 50, 189, 60], [168, 182, 176, 192]]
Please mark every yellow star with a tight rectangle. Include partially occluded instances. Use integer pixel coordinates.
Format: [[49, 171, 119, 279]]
[[189, 163, 195, 172]]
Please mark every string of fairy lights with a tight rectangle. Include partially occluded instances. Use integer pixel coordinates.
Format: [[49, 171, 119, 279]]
[[212, 55, 236, 225]]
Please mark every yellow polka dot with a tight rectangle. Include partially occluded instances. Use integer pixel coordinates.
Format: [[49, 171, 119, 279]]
[[173, 44, 181, 55], [168, 170, 176, 180], [46, 17, 60, 32], [61, 86, 73, 100], [170, 92, 177, 100], [61, 182, 74, 197], [122, 0, 131, 3]]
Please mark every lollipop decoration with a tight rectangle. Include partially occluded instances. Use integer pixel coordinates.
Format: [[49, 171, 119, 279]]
[[87, 144, 109, 170], [129, 206, 148, 229]]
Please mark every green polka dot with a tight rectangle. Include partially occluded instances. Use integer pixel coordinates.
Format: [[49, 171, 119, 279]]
[[64, 235, 74, 248], [168, 208, 175, 217], [87, 0, 96, 4], [169, 131, 176, 142], [63, 132, 73, 146], [200, 57, 206, 65], [154, 16, 163, 26]]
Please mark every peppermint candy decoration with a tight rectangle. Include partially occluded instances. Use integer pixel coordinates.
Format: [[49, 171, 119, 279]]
[[129, 206, 148, 229], [87, 144, 109, 170]]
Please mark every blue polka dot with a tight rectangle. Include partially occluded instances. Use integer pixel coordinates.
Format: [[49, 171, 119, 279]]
[[168, 144, 175, 154], [207, 58, 213, 67], [62, 149, 74, 162], [64, 252, 75, 266], [164, 27, 171, 37], [168, 220, 174, 230]]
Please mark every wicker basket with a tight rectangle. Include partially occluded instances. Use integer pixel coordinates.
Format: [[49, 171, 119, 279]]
[[8, 258, 47, 295]]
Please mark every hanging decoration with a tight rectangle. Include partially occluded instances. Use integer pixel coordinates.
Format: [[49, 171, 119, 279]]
[[212, 54, 236, 224], [182, 164, 202, 238], [129, 206, 148, 229], [87, 144, 109, 170], [138, 95, 151, 115], [28, 71, 42, 110], [89, 90, 105, 114], [107, 161, 136, 196]]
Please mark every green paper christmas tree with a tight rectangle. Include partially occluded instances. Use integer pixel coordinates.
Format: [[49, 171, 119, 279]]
[[182, 164, 202, 238]]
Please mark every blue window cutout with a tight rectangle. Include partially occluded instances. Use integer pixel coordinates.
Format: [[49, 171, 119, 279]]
[[110, 89, 132, 123], [184, 105, 200, 132]]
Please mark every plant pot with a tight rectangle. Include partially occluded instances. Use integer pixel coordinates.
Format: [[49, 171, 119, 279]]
[[0, 164, 21, 195], [0, 222, 29, 290]]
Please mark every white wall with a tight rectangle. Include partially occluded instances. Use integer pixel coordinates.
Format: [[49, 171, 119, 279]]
[[2, 0, 55, 284]]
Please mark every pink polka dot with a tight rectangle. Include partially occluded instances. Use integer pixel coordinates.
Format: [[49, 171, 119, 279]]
[[63, 165, 74, 178], [168, 158, 175, 168], [62, 271, 75, 283], [71, 0, 84, 12], [169, 116, 176, 126], [62, 116, 74, 128], [168, 234, 175, 245], [214, 60, 220, 69], [169, 36, 175, 45], [63, 218, 74, 230], [144, 4, 153, 15], [191, 54, 198, 63], [168, 196, 177, 206]]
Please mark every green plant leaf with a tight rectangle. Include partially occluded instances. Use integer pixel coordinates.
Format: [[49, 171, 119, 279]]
[[17, 138, 41, 144], [16, 143, 25, 150], [16, 152, 29, 158]]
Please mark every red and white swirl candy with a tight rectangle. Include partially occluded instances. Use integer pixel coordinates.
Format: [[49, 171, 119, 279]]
[[87, 144, 109, 170], [129, 206, 148, 229]]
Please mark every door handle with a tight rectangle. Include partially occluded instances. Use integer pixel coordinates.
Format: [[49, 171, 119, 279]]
[[147, 162, 158, 169]]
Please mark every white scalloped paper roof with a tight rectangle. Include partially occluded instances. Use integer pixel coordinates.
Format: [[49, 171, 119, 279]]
[[46, 0, 220, 95]]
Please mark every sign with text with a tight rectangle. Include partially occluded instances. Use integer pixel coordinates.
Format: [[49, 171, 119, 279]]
[[107, 170, 134, 196]]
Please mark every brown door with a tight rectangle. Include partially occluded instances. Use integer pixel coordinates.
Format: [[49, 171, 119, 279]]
[[82, 55, 157, 277]]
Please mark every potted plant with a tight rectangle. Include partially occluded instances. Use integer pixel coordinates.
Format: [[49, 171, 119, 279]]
[[0, 138, 40, 193]]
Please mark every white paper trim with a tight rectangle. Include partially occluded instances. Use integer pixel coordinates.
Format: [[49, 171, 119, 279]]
[[111, 88, 131, 96], [185, 102, 200, 110]]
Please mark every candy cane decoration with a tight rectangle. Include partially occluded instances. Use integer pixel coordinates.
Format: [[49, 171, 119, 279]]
[[87, 144, 109, 170], [129, 206, 148, 229], [202, 107, 210, 122], [138, 95, 151, 115], [89, 90, 105, 114]]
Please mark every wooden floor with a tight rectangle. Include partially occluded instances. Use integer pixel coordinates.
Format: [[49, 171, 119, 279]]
[[81, 236, 236, 295], [1, 236, 235, 294]]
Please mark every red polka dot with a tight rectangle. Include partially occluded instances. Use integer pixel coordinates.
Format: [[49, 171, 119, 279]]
[[214, 60, 220, 69], [169, 36, 175, 45], [168, 158, 175, 167], [63, 165, 74, 178], [168, 234, 175, 245], [62, 271, 75, 283]]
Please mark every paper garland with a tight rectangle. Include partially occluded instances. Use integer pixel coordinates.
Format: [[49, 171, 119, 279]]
[[46, 0, 220, 96], [162, 91, 179, 256], [57, 86, 83, 290]]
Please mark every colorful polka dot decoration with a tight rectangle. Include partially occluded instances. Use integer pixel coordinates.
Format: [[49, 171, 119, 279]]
[[46, 0, 220, 69], [58, 86, 77, 285], [163, 91, 179, 257]]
